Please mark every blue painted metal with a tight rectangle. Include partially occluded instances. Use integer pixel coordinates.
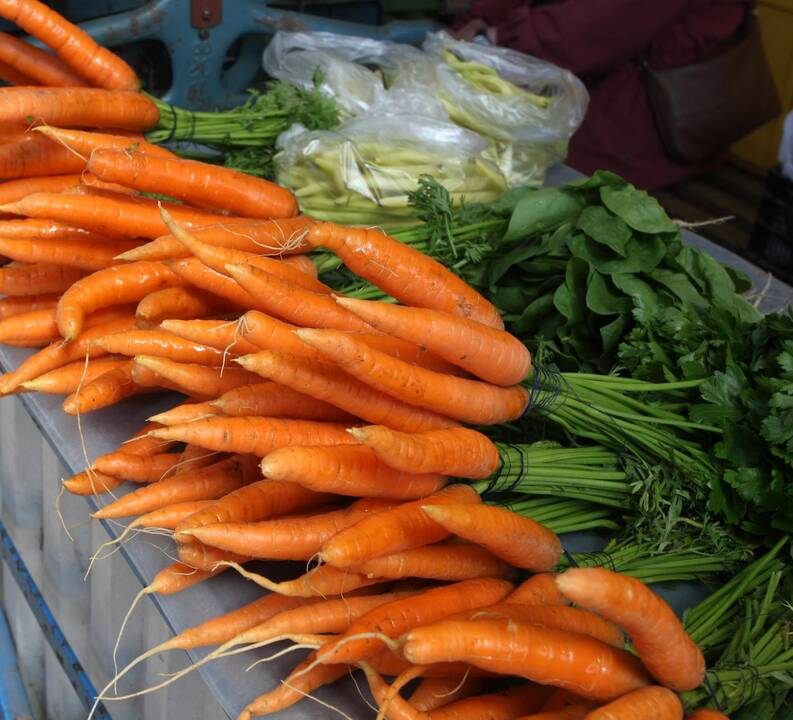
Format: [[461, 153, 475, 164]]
[[0, 521, 111, 720], [67, 0, 438, 109], [0, 608, 33, 720]]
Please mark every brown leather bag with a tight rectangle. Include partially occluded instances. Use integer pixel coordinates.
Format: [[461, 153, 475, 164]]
[[644, 14, 780, 163]]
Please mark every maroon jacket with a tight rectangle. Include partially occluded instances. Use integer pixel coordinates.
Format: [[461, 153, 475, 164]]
[[467, 0, 751, 188]]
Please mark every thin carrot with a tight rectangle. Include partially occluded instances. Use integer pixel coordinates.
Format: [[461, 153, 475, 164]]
[[129, 361, 186, 395], [0, 306, 59, 344], [237, 351, 458, 433], [78, 173, 140, 195], [227, 262, 372, 331], [62, 360, 147, 415], [185, 498, 397, 560], [421, 504, 562, 572], [178, 541, 249, 572], [34, 126, 174, 158], [336, 297, 532, 386], [149, 416, 358, 457], [0, 174, 81, 204], [90, 150, 297, 219], [409, 676, 487, 712], [0, 217, 102, 238], [213, 382, 356, 422], [540, 689, 591, 712], [91, 329, 226, 366], [0, 261, 85, 296], [148, 399, 218, 426], [166, 257, 256, 309], [401, 618, 650, 701], [361, 663, 427, 720], [92, 456, 252, 519], [0, 292, 60, 320], [22, 356, 129, 394], [506, 574, 571, 607], [132, 355, 260, 397], [260, 445, 447, 499], [281, 253, 317, 277], [90, 452, 182, 484], [350, 425, 500, 479], [555, 568, 706, 692], [430, 685, 556, 720], [224, 561, 384, 597], [62, 470, 123, 496], [297, 329, 529, 424], [135, 286, 234, 322], [235, 310, 322, 358], [56, 260, 180, 340], [320, 484, 481, 568], [115, 216, 314, 263], [0, 30, 87, 86], [0, 235, 138, 270], [308, 221, 503, 329], [106, 420, 175, 457], [159, 319, 260, 356], [0, 0, 140, 89], [172, 478, 334, 543], [585, 686, 683, 719], [0, 59, 35, 85], [120, 501, 213, 533]]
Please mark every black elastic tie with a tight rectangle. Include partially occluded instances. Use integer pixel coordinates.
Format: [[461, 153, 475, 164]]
[[165, 103, 179, 143], [563, 548, 578, 567], [703, 673, 725, 713]]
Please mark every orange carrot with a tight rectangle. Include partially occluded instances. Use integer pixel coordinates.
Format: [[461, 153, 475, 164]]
[[177, 541, 249, 572], [555, 568, 705, 692], [361, 664, 427, 720], [105, 420, 175, 457], [308, 221, 503, 329], [0, 0, 140, 89], [62, 470, 123, 496], [0, 174, 81, 204], [132, 356, 260, 397], [147, 561, 224, 596], [90, 150, 297, 219], [0, 235, 138, 270], [212, 382, 356, 422], [185, 498, 396, 560], [90, 452, 183, 484], [260, 445, 447, 499], [0, 59, 35, 85], [0, 30, 87, 86], [350, 426, 500, 479], [0, 217, 101, 238], [62, 360, 146, 414], [336, 297, 532, 386], [281, 253, 317, 278], [430, 685, 556, 720], [685, 711, 729, 720], [128, 361, 185, 394], [0, 306, 59, 344], [297, 329, 529, 424], [0, 261, 85, 295], [235, 310, 322, 358], [228, 561, 383, 598], [127, 500, 215, 531], [515, 705, 592, 720], [0, 292, 60, 320], [22, 356, 129, 394], [584, 686, 683, 720], [320, 484, 481, 568], [149, 416, 358, 457], [409, 676, 487, 712], [57, 260, 180, 339], [167, 257, 256, 309], [237, 351, 457, 433], [227, 262, 372, 331], [116, 216, 314, 263], [172, 478, 333, 543], [91, 329, 226, 366], [421, 504, 562, 572], [135, 286, 234, 321], [148, 399, 218, 426], [506, 574, 570, 607], [159, 319, 260, 356], [34, 126, 173, 158], [402, 618, 650, 701]]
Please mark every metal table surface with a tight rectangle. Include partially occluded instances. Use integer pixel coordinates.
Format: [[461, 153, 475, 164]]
[[1, 166, 790, 719]]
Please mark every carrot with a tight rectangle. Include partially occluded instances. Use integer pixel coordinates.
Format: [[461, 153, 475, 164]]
[[159, 318, 261, 356], [0, 313, 138, 393], [0, 190, 239, 239], [185, 498, 397, 560], [178, 541, 249, 572], [320, 484, 481, 568], [430, 685, 556, 720], [308, 222, 503, 329], [0, 174, 81, 204], [0, 261, 85, 295], [555, 568, 705, 692], [281, 253, 317, 278], [515, 705, 592, 720], [167, 257, 256, 309], [685, 711, 729, 720], [62, 360, 146, 414], [350, 426, 500, 479], [260, 445, 447, 499], [62, 469, 123, 496], [91, 329, 226, 366], [172, 443, 219, 475], [0, 59, 35, 85], [90, 452, 183, 484], [132, 356, 260, 398], [116, 216, 314, 263], [316, 578, 513, 666], [212, 382, 356, 422], [33, 126, 174, 158], [0, 217, 101, 238], [22, 356, 129, 394], [149, 416, 358, 457], [506, 574, 571, 607], [172, 478, 334, 543], [237, 351, 457, 433], [348, 333, 465, 376], [227, 561, 383, 597], [236, 310, 322, 358], [90, 150, 297, 219], [77, 173, 140, 195], [297, 329, 529, 424], [584, 686, 683, 720], [361, 663, 427, 720], [0, 235, 138, 270], [409, 676, 487, 712], [421, 504, 562, 572], [0, 0, 140, 89], [128, 360, 186, 395], [540, 689, 591, 712], [349, 543, 516, 582], [56, 260, 180, 340], [401, 618, 650, 701], [127, 500, 214, 531], [0, 292, 60, 320], [148, 399, 219, 426], [135, 286, 234, 322], [0, 30, 87, 86], [336, 297, 532, 386], [0, 306, 59, 344], [227, 262, 372, 331], [107, 420, 175, 457]]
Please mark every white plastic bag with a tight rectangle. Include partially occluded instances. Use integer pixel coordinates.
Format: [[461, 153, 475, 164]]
[[780, 111, 793, 181]]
